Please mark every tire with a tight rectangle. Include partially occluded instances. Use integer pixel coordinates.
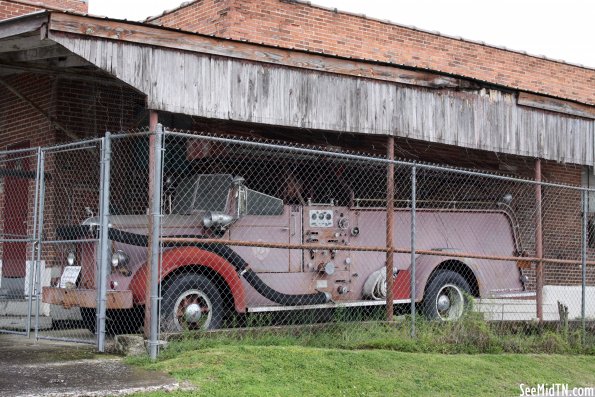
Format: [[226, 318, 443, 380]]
[[160, 274, 223, 333], [422, 270, 471, 321], [80, 307, 143, 335]]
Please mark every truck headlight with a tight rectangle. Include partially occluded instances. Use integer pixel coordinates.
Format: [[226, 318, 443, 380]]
[[111, 250, 130, 268], [67, 251, 76, 266]]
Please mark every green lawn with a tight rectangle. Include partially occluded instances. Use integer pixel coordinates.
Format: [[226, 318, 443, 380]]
[[129, 320, 595, 396], [133, 345, 595, 397]]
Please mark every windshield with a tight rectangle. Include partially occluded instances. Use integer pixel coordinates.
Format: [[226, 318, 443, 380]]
[[172, 174, 232, 214]]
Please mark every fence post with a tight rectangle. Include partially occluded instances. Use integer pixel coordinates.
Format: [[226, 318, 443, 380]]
[[535, 159, 544, 321], [33, 149, 46, 340], [410, 166, 417, 337], [386, 136, 395, 322], [97, 132, 112, 353], [26, 147, 42, 337], [149, 124, 164, 361], [145, 112, 159, 339], [581, 189, 588, 342]]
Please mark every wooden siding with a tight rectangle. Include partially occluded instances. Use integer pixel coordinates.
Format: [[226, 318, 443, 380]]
[[52, 34, 595, 166]]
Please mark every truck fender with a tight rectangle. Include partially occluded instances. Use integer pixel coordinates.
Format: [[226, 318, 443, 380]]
[[129, 246, 247, 313], [413, 255, 482, 302]]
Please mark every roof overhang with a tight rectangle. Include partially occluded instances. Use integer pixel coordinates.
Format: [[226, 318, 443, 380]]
[[0, 11, 137, 87], [1, 12, 594, 166], [2, 11, 593, 118]]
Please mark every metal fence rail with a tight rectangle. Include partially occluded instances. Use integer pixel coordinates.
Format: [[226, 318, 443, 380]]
[[1, 127, 594, 358]]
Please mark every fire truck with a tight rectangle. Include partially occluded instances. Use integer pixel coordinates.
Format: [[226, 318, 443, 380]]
[[43, 174, 528, 332]]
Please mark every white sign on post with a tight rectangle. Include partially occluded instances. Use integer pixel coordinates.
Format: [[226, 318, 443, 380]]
[[59, 266, 81, 289]]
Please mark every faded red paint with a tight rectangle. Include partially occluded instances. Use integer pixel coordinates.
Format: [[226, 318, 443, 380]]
[[128, 246, 247, 312], [392, 269, 411, 300]]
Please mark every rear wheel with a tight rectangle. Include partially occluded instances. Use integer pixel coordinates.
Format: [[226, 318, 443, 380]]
[[422, 270, 471, 321], [160, 274, 223, 332]]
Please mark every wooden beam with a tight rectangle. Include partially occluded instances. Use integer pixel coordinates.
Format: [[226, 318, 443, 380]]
[[0, 77, 79, 140], [518, 92, 595, 120], [535, 159, 544, 322], [0, 44, 70, 60], [0, 61, 138, 89], [33, 54, 89, 68], [0, 12, 48, 40], [385, 135, 395, 322], [47, 13, 478, 90], [0, 34, 55, 53]]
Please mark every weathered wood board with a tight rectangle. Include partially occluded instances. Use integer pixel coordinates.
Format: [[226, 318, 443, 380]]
[[50, 33, 595, 166]]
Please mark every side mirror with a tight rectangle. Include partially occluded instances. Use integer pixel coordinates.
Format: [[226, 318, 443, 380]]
[[232, 176, 247, 218]]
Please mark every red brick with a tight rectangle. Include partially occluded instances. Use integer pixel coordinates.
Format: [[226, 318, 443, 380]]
[[0, 0, 87, 20], [149, 0, 595, 106]]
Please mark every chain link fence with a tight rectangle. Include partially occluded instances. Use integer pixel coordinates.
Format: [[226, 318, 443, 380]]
[[0, 146, 41, 335], [1, 127, 594, 358]]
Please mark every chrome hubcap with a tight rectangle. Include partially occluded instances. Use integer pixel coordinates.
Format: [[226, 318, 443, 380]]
[[173, 289, 212, 331], [184, 303, 202, 323], [437, 295, 451, 312], [435, 284, 464, 320]]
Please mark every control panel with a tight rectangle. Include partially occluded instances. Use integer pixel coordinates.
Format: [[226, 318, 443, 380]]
[[309, 210, 334, 228], [304, 206, 354, 299]]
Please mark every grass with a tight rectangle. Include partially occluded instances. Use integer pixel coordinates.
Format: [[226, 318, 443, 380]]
[[131, 346, 595, 397], [128, 316, 595, 396]]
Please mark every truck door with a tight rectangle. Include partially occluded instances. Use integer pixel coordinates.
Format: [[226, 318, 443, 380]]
[[228, 206, 292, 273]]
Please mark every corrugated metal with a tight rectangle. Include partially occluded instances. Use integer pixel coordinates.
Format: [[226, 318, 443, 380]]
[[54, 35, 595, 166]]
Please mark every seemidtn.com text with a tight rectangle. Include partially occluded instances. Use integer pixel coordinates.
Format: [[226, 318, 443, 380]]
[[520, 384, 594, 396]]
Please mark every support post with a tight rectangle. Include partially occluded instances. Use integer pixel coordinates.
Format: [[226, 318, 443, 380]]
[[97, 132, 112, 353], [33, 150, 46, 340], [148, 124, 164, 361], [581, 189, 588, 341], [386, 135, 395, 322], [144, 111, 159, 339], [535, 159, 544, 322], [26, 147, 42, 337], [410, 166, 417, 337]]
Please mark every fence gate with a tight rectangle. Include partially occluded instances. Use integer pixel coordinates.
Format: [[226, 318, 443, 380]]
[[0, 138, 106, 346], [0, 146, 41, 335], [33, 139, 105, 345]]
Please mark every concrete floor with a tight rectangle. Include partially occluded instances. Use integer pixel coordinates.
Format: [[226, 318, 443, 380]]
[[0, 333, 186, 397]]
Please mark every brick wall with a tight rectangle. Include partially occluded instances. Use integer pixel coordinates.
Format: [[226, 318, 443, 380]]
[[0, 0, 87, 20], [0, 73, 145, 271], [149, 0, 595, 106], [0, 74, 55, 270], [150, 0, 231, 36]]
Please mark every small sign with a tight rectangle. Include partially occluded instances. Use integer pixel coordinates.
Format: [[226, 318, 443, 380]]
[[59, 266, 81, 289], [316, 280, 328, 289]]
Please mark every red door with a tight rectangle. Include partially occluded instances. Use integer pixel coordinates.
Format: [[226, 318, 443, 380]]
[[3, 142, 30, 278]]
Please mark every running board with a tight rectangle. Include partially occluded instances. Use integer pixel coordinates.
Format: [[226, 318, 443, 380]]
[[488, 291, 536, 299], [247, 299, 411, 313]]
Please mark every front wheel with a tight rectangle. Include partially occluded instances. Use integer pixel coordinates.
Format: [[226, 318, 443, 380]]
[[160, 274, 223, 332], [422, 270, 471, 321]]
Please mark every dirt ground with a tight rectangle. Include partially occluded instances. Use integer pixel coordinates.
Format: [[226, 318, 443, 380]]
[[0, 333, 183, 397]]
